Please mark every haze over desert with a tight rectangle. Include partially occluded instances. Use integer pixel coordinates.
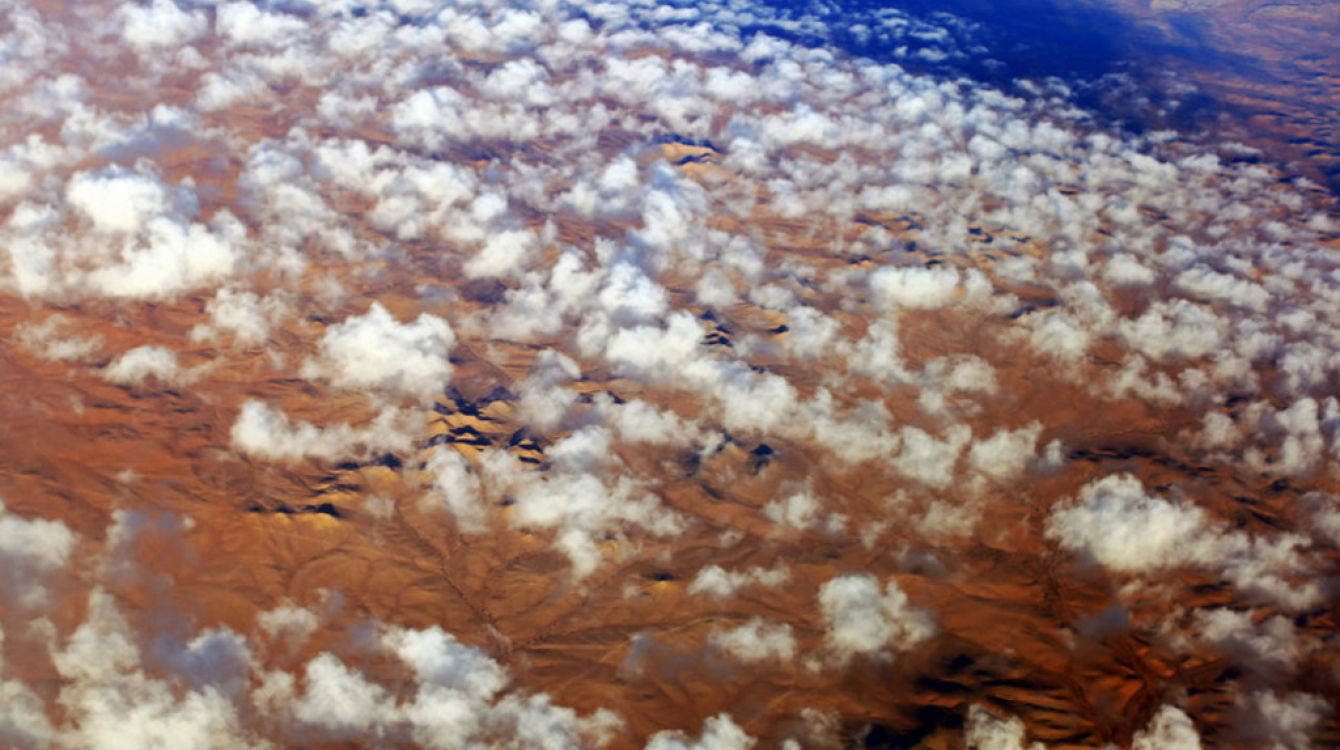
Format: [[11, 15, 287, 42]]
[[0, 0, 1337, 748]]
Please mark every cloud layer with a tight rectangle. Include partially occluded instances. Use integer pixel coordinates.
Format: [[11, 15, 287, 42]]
[[0, 0, 1334, 746]]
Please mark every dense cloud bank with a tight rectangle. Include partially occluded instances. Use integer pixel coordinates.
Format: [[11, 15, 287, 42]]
[[0, 0, 1337, 746]]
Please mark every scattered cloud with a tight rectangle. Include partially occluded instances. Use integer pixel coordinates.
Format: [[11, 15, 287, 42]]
[[1046, 474, 1213, 572], [1130, 706, 1203, 750], [15, 315, 102, 362], [817, 574, 934, 664], [302, 303, 454, 402], [709, 619, 796, 664], [645, 714, 755, 750], [0, 0, 1336, 745], [1046, 474, 1324, 609], [230, 400, 419, 462], [964, 706, 1043, 750], [101, 345, 187, 386], [687, 564, 789, 599], [1234, 691, 1329, 750], [0, 501, 76, 609]]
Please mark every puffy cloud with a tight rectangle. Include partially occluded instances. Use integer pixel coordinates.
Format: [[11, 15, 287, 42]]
[[1023, 309, 1092, 363], [602, 312, 705, 380], [598, 396, 704, 447], [694, 266, 737, 308], [234, 135, 361, 257], [687, 564, 789, 599], [1130, 706, 1202, 750], [0, 7, 67, 96], [763, 484, 826, 532], [1174, 266, 1270, 312], [709, 619, 795, 664], [799, 391, 901, 466], [15, 315, 102, 362], [1047, 474, 1323, 609], [842, 319, 910, 384], [1118, 300, 1226, 362], [484, 251, 601, 340], [892, 425, 972, 489], [774, 304, 841, 359], [561, 156, 643, 219], [4, 0, 1340, 745], [215, 3, 309, 49], [101, 346, 184, 386], [1210, 531, 1323, 611], [230, 400, 419, 462], [924, 355, 999, 400], [598, 262, 671, 326], [817, 574, 934, 663], [1045, 474, 1211, 572], [963, 706, 1043, 750], [478, 433, 684, 578], [0, 501, 77, 608], [191, 290, 290, 347], [289, 653, 392, 738], [390, 87, 466, 152], [514, 349, 581, 432], [1194, 609, 1302, 674], [869, 265, 965, 311], [1106, 355, 1185, 405], [118, 0, 208, 53], [50, 589, 263, 750], [255, 600, 320, 649], [272, 623, 618, 749], [2, 166, 245, 299], [303, 303, 454, 401], [25, 598, 621, 750], [66, 167, 183, 235], [1306, 491, 1340, 546], [464, 229, 538, 279], [645, 714, 755, 750], [965, 704, 1202, 750], [0, 651, 54, 748], [87, 212, 245, 299], [1235, 691, 1329, 750], [1242, 398, 1331, 477], [383, 625, 506, 698], [967, 422, 1043, 483], [422, 448, 486, 532], [1102, 253, 1157, 286]]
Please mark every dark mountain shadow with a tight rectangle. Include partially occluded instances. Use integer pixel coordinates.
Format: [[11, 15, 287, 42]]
[[837, 0, 1141, 81], [747, 0, 1256, 84], [740, 0, 1268, 133]]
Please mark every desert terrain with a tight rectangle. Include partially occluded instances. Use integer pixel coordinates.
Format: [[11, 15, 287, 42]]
[[0, 0, 1337, 748]]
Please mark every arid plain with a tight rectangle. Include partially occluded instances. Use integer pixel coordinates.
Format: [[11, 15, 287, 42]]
[[0, 0, 1337, 748]]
